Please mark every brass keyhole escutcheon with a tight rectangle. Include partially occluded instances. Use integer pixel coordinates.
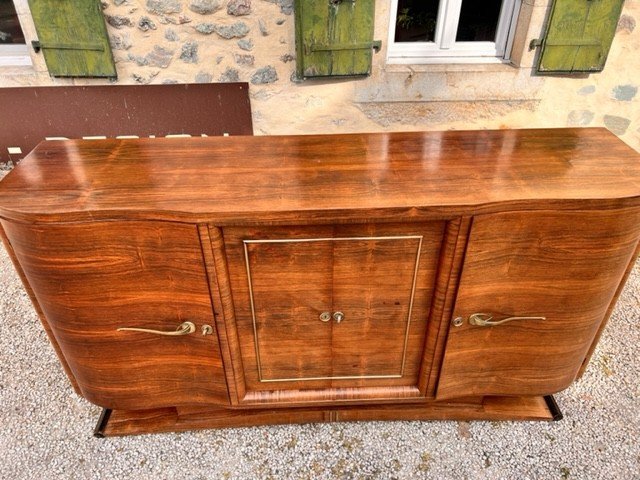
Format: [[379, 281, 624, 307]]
[[201, 324, 214, 335], [333, 311, 344, 323], [319, 312, 332, 322], [452, 317, 463, 327]]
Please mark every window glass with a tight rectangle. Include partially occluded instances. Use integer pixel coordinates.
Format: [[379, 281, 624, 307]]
[[0, 0, 24, 44], [394, 0, 439, 43], [387, 0, 518, 63], [456, 0, 503, 42]]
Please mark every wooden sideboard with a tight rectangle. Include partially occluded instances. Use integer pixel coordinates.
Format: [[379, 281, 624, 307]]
[[1, 128, 639, 436]]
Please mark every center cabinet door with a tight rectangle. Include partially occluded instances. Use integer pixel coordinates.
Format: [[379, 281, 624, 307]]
[[223, 223, 446, 402]]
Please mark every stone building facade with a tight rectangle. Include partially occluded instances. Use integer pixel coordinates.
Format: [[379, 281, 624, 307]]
[[1, 0, 639, 150]]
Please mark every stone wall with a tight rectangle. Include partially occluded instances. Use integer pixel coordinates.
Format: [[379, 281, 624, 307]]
[[102, 0, 293, 87], [1, 0, 639, 151]]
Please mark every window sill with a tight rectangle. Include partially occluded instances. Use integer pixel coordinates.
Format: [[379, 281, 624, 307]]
[[0, 55, 32, 67], [383, 60, 520, 73], [0, 44, 33, 68], [356, 61, 543, 103], [0, 64, 36, 81]]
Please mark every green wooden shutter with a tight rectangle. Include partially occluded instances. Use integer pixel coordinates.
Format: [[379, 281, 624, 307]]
[[28, 0, 117, 78], [294, 0, 380, 79], [536, 0, 625, 74]]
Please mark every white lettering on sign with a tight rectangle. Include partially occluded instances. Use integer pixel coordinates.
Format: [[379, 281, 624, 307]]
[[7, 134, 223, 163], [43, 134, 215, 142]]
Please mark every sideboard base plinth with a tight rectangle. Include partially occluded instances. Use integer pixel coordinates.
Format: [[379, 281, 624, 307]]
[[93, 395, 562, 437]]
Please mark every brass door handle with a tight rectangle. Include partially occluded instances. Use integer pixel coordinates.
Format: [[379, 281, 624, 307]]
[[468, 313, 546, 326], [117, 321, 196, 336]]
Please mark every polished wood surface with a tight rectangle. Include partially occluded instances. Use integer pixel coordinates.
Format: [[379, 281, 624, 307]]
[[0, 224, 81, 394], [578, 239, 640, 378], [98, 395, 556, 436], [2, 128, 640, 434], [205, 226, 249, 405], [222, 223, 445, 402], [437, 209, 640, 399], [422, 217, 471, 398], [1, 128, 640, 224], [1, 220, 229, 410]]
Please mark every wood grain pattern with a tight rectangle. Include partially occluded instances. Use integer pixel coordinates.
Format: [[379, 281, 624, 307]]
[[437, 209, 640, 399], [207, 226, 248, 405], [241, 226, 334, 384], [1, 129, 640, 225], [0, 223, 81, 394], [99, 395, 555, 436], [197, 225, 240, 404], [222, 223, 445, 402], [2, 129, 640, 433], [2, 220, 229, 410], [239, 386, 423, 406], [421, 217, 472, 397], [577, 238, 640, 377]]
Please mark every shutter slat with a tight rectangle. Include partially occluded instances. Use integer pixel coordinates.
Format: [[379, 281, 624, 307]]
[[28, 0, 117, 78]]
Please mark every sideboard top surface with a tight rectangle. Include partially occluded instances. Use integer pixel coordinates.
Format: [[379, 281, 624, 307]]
[[1, 128, 640, 224]]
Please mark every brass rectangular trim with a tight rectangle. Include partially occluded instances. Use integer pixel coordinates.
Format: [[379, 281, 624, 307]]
[[259, 374, 403, 383], [401, 234, 423, 376], [243, 234, 424, 383], [244, 235, 422, 244]]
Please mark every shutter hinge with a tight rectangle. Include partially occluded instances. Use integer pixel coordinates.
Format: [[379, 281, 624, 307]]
[[307, 40, 382, 54], [529, 38, 543, 51], [530, 38, 602, 51], [31, 40, 104, 54]]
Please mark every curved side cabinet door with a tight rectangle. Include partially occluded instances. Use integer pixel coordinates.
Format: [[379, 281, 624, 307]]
[[2, 220, 228, 410], [437, 209, 640, 400]]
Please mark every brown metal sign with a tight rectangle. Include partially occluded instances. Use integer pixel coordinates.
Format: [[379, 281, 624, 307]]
[[0, 83, 253, 164]]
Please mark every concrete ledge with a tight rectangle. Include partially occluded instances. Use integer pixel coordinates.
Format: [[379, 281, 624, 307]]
[[355, 68, 545, 103], [357, 100, 540, 126]]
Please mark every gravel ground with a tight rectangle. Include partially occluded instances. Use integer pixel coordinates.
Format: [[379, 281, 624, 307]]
[[1, 240, 639, 479]]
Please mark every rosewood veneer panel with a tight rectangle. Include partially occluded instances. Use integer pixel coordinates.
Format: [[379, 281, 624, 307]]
[[1, 128, 640, 224], [1, 220, 228, 410]]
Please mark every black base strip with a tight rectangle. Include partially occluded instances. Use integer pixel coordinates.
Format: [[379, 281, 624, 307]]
[[543, 395, 563, 421], [93, 408, 112, 438]]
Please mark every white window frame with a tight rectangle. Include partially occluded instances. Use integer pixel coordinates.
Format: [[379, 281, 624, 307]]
[[387, 0, 521, 64], [0, 0, 32, 67], [0, 44, 31, 66]]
